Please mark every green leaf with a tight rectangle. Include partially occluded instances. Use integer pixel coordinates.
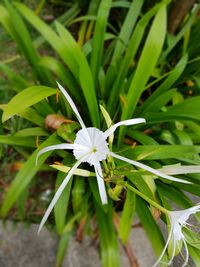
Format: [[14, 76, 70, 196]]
[[19, 107, 45, 126], [138, 53, 188, 115], [127, 130, 158, 145], [188, 245, 200, 266], [183, 228, 200, 250], [112, 0, 143, 62], [2, 86, 56, 122], [54, 159, 73, 235], [15, 127, 49, 137], [160, 5, 199, 62], [15, 2, 99, 126], [56, 214, 80, 267], [55, 22, 100, 127], [2, 1, 52, 85], [50, 164, 95, 177], [123, 145, 200, 161], [157, 182, 193, 208], [136, 197, 168, 264], [0, 135, 36, 148], [128, 175, 155, 199], [72, 176, 85, 215], [56, 231, 72, 267], [90, 0, 112, 84], [0, 5, 14, 38], [119, 4, 167, 142], [139, 89, 177, 115], [17, 186, 29, 220], [1, 133, 60, 217], [0, 62, 29, 92], [119, 188, 136, 244], [95, 202, 120, 267], [39, 56, 81, 102], [175, 183, 200, 197], [146, 96, 200, 123], [106, 0, 143, 89], [14, 3, 79, 79]]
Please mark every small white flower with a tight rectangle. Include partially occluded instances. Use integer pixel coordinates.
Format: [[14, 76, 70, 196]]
[[37, 82, 190, 232], [153, 205, 200, 267]]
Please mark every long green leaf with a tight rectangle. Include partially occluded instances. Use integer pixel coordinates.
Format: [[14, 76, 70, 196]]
[[38, 56, 81, 102], [14, 3, 79, 78], [54, 159, 73, 235], [112, 0, 143, 62], [1, 133, 60, 217], [55, 22, 100, 127], [90, 0, 112, 84], [0, 135, 36, 148], [95, 202, 120, 267], [123, 145, 200, 161], [160, 5, 199, 63], [188, 245, 200, 266], [119, 188, 136, 244], [146, 96, 200, 123], [106, 0, 143, 89], [119, 4, 167, 143], [15, 3, 100, 127], [15, 127, 49, 137], [107, 1, 168, 114], [0, 62, 29, 92], [19, 107, 45, 126], [2, 86, 56, 122], [136, 197, 168, 265], [138, 53, 188, 115], [2, 2, 52, 85], [141, 89, 177, 115]]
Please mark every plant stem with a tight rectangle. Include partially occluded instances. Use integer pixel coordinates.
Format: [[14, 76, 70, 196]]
[[125, 183, 168, 215]]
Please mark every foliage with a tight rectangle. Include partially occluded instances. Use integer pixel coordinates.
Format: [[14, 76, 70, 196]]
[[0, 0, 200, 266]]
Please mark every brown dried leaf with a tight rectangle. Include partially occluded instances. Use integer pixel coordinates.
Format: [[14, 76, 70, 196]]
[[45, 114, 75, 132]]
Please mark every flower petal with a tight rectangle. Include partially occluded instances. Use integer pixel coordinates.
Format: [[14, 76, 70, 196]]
[[103, 118, 146, 139], [152, 227, 173, 267], [182, 239, 189, 267], [38, 158, 83, 233], [56, 82, 86, 129], [94, 163, 108, 204], [36, 143, 75, 165], [109, 152, 191, 184], [168, 237, 176, 266]]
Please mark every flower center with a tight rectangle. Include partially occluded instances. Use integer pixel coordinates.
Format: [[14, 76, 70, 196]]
[[73, 127, 109, 166]]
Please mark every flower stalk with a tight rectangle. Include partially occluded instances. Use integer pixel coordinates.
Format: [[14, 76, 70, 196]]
[[125, 183, 168, 215]]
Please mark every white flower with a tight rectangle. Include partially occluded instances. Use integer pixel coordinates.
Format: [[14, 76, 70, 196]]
[[37, 82, 190, 232], [153, 205, 200, 267]]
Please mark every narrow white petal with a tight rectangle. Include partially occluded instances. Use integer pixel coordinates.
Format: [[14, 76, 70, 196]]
[[94, 163, 108, 204], [103, 118, 146, 139], [36, 143, 75, 165], [56, 81, 86, 129], [152, 227, 173, 267], [109, 152, 191, 184], [182, 239, 189, 267], [168, 237, 176, 266], [38, 159, 83, 233]]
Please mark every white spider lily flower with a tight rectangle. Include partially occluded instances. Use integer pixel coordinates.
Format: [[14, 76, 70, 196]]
[[153, 205, 200, 267], [37, 82, 190, 232]]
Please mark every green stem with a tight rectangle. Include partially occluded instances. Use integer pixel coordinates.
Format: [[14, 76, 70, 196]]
[[125, 183, 168, 215], [102, 160, 109, 174]]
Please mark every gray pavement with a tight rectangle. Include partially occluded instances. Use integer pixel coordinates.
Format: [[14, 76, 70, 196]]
[[0, 220, 156, 267]]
